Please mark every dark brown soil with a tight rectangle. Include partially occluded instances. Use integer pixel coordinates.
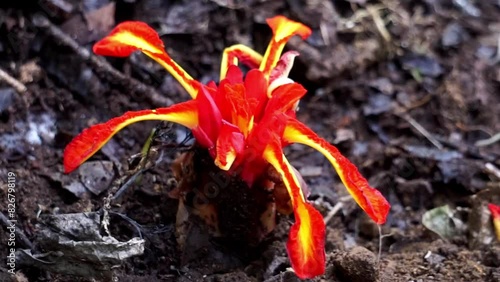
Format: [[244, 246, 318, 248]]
[[1, 1, 499, 281]]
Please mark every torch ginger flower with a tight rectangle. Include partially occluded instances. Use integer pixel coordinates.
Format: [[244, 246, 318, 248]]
[[63, 16, 390, 279]]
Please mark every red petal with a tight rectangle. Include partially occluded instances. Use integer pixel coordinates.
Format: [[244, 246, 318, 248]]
[[489, 203, 500, 219], [224, 65, 243, 84], [64, 101, 198, 173], [263, 139, 325, 279], [93, 21, 164, 56], [283, 118, 390, 225], [260, 16, 312, 77], [193, 86, 222, 148], [244, 69, 268, 121], [265, 82, 307, 114], [214, 121, 245, 170], [269, 51, 299, 83], [287, 203, 326, 278], [220, 44, 263, 78], [93, 21, 198, 98]]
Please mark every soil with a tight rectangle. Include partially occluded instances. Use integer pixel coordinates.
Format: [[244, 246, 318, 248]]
[[1, 0, 499, 282]]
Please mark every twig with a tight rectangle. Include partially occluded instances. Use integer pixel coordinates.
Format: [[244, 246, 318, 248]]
[[0, 67, 27, 93], [367, 5, 391, 43], [485, 163, 500, 179], [475, 132, 500, 147], [31, 13, 173, 107], [323, 195, 353, 224], [0, 212, 34, 250], [397, 113, 443, 150], [324, 202, 344, 225]]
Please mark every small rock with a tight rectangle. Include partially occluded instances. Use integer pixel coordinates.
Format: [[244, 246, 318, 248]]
[[78, 161, 115, 195], [482, 245, 500, 267], [63, 180, 88, 198], [298, 166, 323, 177], [332, 246, 379, 282], [368, 78, 394, 95], [334, 128, 355, 144], [476, 46, 496, 61], [363, 93, 393, 116], [0, 88, 15, 113], [264, 256, 289, 279], [452, 0, 481, 17], [401, 54, 444, 78], [442, 22, 468, 47], [424, 250, 446, 266]]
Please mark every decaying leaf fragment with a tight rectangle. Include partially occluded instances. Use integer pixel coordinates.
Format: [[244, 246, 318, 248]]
[[16, 212, 144, 279]]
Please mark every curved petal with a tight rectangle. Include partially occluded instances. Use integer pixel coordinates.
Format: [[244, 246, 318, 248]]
[[194, 86, 222, 148], [220, 44, 263, 79], [214, 122, 245, 170], [260, 16, 312, 78], [64, 101, 198, 173], [244, 69, 268, 123], [263, 139, 326, 279], [265, 82, 307, 114], [269, 51, 299, 84], [283, 118, 390, 225], [93, 21, 198, 98], [93, 21, 165, 56]]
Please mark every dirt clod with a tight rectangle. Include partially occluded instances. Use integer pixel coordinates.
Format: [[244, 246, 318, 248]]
[[332, 246, 379, 282]]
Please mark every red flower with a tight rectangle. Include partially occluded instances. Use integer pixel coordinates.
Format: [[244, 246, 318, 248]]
[[63, 16, 390, 279]]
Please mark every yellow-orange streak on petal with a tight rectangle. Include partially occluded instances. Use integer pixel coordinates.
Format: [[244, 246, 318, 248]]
[[214, 123, 244, 171], [94, 22, 198, 98], [259, 16, 311, 78], [220, 44, 263, 79], [263, 146, 304, 204], [64, 102, 198, 173], [143, 51, 199, 98], [289, 203, 326, 279], [263, 141, 325, 278], [283, 119, 390, 225], [108, 30, 165, 55]]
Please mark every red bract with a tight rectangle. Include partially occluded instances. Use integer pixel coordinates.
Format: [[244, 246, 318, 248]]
[[63, 16, 391, 279]]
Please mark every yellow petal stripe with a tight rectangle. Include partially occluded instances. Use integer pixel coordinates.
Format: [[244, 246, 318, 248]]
[[64, 101, 198, 173], [263, 139, 325, 278], [220, 44, 263, 79], [93, 21, 198, 98], [283, 118, 390, 224], [259, 16, 311, 78]]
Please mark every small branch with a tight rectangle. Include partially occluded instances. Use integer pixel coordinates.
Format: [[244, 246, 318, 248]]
[[0, 67, 27, 94], [475, 132, 500, 147], [397, 112, 443, 150], [367, 5, 391, 43], [31, 13, 173, 107], [0, 212, 34, 250]]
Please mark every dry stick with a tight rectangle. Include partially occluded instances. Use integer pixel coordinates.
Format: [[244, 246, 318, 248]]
[[31, 14, 173, 107], [367, 5, 391, 43], [0, 67, 27, 93], [397, 112, 443, 150], [0, 212, 34, 250], [475, 132, 500, 147]]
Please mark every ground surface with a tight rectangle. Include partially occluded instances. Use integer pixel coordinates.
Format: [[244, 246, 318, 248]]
[[0, 0, 499, 281]]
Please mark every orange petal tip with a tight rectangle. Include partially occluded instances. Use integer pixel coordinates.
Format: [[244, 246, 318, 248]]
[[93, 21, 165, 57]]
